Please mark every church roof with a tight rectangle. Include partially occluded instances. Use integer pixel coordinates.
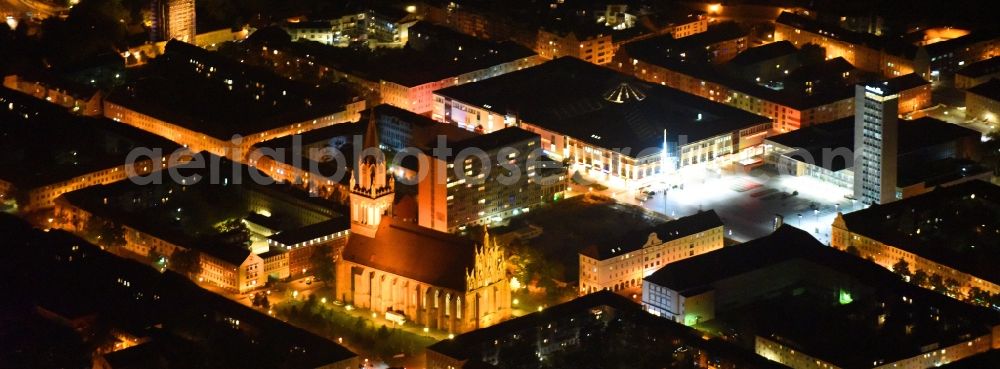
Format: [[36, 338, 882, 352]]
[[341, 218, 477, 290]]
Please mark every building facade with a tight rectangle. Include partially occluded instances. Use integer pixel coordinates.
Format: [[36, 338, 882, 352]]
[[535, 29, 614, 65], [151, 0, 196, 43], [417, 127, 565, 233], [613, 52, 855, 134], [965, 78, 1000, 124], [956, 56, 1000, 89], [774, 12, 925, 79], [3, 74, 103, 116], [854, 83, 899, 205], [378, 53, 543, 115], [579, 210, 725, 295]]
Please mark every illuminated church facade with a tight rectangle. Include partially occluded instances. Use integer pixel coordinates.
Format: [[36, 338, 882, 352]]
[[334, 116, 511, 333]]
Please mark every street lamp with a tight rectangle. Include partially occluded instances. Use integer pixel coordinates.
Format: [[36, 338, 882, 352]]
[[797, 213, 802, 227], [814, 209, 820, 233]]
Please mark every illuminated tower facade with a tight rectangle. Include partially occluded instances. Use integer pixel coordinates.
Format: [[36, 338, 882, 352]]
[[854, 83, 899, 205], [350, 113, 394, 238], [151, 0, 196, 43]]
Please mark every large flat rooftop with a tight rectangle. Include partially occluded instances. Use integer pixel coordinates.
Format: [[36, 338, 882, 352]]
[[106, 41, 359, 140], [0, 87, 180, 189], [436, 57, 770, 151]]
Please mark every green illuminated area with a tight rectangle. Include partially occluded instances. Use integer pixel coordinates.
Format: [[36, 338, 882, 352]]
[[839, 289, 853, 305]]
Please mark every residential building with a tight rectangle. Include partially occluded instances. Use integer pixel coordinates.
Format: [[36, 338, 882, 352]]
[[832, 180, 1000, 299], [776, 12, 1000, 80], [53, 155, 350, 293], [423, 1, 536, 47], [854, 82, 899, 205], [417, 127, 566, 233], [246, 106, 476, 201], [885, 73, 932, 115], [578, 210, 724, 295], [433, 57, 771, 188], [259, 22, 542, 115], [938, 350, 1000, 368], [955, 56, 1000, 89], [637, 10, 709, 39], [617, 22, 749, 66], [283, 20, 337, 44], [724, 41, 801, 85], [965, 78, 1000, 124], [104, 40, 363, 160], [644, 225, 1000, 369], [283, 6, 417, 47], [764, 116, 985, 199], [1, 217, 359, 368], [921, 29, 1000, 78], [0, 87, 179, 214], [426, 291, 788, 369], [535, 27, 615, 65], [373, 104, 475, 152], [266, 218, 350, 279], [774, 11, 926, 79], [615, 38, 855, 134], [3, 73, 104, 116], [150, 0, 196, 43]]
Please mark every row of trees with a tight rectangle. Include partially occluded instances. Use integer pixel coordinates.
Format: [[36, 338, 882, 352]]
[[891, 259, 1000, 308], [277, 295, 434, 362]]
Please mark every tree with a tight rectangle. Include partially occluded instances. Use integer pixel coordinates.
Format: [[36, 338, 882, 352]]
[[944, 278, 960, 293], [967, 287, 990, 305], [310, 245, 335, 285], [84, 218, 126, 249], [911, 270, 929, 287], [928, 274, 946, 292], [149, 250, 165, 266], [845, 246, 861, 256], [171, 249, 201, 276], [892, 259, 912, 278]]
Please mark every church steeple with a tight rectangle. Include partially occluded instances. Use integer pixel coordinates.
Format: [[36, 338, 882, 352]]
[[362, 109, 381, 161], [349, 109, 394, 238]]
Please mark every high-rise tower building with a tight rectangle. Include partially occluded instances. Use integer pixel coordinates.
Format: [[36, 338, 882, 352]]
[[349, 113, 394, 238], [151, 0, 196, 43], [853, 83, 899, 205]]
